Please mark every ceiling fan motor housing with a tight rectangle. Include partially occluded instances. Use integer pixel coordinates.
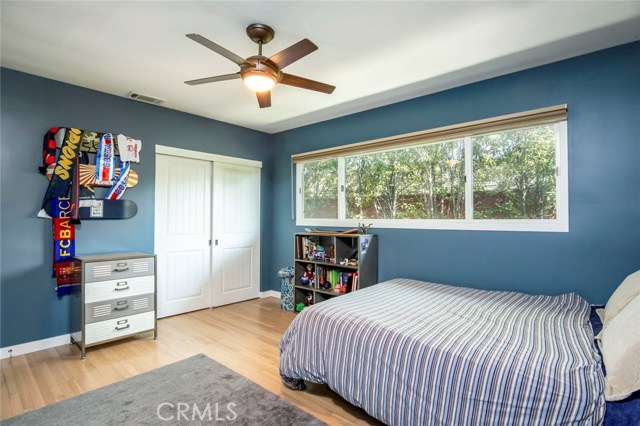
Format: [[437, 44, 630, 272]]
[[241, 55, 282, 83]]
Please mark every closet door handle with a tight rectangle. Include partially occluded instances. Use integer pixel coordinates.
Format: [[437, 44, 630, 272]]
[[115, 324, 130, 331]]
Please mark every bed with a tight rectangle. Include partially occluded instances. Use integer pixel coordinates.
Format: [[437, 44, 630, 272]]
[[280, 278, 609, 425]]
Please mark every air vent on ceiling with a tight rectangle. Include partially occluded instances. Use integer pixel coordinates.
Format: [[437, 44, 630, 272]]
[[127, 92, 166, 105]]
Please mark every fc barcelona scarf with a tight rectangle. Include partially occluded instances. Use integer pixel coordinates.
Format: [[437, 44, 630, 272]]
[[51, 197, 76, 296]]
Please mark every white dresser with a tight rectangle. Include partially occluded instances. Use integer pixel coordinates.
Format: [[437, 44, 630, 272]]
[[70, 252, 157, 358]]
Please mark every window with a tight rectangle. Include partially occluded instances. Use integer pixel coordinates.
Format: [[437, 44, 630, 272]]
[[295, 106, 568, 232], [472, 125, 558, 220], [302, 159, 338, 219], [345, 140, 466, 220]]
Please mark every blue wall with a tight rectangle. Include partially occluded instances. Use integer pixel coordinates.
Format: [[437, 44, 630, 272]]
[[269, 42, 640, 302], [2, 42, 639, 348], [0, 69, 273, 347]]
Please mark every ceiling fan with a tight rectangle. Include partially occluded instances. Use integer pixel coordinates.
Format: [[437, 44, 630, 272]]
[[184, 23, 336, 108]]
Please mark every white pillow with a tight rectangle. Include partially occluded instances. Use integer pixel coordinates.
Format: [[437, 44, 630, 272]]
[[601, 269, 640, 327], [598, 293, 640, 401]]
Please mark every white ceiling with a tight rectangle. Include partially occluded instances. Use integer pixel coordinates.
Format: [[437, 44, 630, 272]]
[[2, 1, 639, 134]]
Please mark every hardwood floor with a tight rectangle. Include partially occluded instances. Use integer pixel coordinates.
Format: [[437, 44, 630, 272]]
[[0, 297, 382, 425]]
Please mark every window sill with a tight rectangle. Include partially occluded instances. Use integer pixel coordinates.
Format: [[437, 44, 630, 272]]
[[296, 218, 568, 233]]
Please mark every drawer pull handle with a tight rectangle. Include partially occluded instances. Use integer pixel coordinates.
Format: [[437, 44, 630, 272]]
[[113, 267, 130, 273], [113, 304, 129, 311], [114, 286, 130, 291], [115, 324, 131, 331]]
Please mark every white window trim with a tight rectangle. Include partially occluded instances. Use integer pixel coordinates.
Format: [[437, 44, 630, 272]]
[[296, 121, 568, 233]]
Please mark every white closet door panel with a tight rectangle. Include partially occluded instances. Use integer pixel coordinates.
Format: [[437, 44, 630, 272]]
[[155, 155, 212, 318], [212, 163, 261, 306]]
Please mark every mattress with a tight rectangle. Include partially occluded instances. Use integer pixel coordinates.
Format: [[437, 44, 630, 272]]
[[280, 278, 606, 425]]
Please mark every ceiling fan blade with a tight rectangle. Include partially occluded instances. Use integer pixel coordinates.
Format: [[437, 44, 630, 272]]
[[186, 33, 248, 66], [184, 73, 241, 86], [280, 73, 335, 94], [268, 39, 318, 69], [256, 91, 271, 108]]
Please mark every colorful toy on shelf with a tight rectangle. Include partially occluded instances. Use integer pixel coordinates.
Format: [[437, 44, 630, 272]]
[[295, 303, 305, 312], [301, 263, 315, 286], [305, 293, 313, 306], [314, 245, 325, 261], [304, 241, 317, 260], [357, 222, 373, 234]]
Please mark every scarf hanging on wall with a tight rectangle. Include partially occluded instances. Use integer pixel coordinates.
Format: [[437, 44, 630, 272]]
[[38, 128, 82, 218], [105, 160, 130, 200], [95, 132, 115, 185], [51, 196, 76, 296]]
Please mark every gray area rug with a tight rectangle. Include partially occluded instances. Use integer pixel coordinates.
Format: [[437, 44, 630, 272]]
[[4, 354, 324, 425]]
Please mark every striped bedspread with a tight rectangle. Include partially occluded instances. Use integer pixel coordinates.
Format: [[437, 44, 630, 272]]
[[280, 279, 605, 425]]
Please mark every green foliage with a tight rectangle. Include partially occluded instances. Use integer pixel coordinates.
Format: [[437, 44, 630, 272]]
[[345, 140, 465, 219], [302, 159, 338, 218], [473, 125, 557, 219], [302, 124, 558, 221]]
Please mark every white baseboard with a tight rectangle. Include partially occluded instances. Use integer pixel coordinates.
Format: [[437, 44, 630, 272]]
[[1, 334, 70, 359], [260, 290, 281, 299], [3, 293, 283, 358]]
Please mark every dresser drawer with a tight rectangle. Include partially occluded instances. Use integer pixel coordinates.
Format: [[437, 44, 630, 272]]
[[84, 257, 154, 282], [85, 293, 154, 324], [85, 275, 154, 303], [85, 311, 155, 345]]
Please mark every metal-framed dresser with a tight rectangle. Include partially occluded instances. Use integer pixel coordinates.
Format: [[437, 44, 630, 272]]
[[70, 252, 157, 358]]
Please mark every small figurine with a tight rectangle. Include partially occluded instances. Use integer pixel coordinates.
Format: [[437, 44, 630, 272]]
[[340, 258, 349, 265], [305, 293, 313, 306], [314, 245, 326, 261], [306, 242, 317, 260], [295, 303, 305, 312], [348, 259, 358, 266], [302, 264, 315, 286], [357, 222, 373, 234]]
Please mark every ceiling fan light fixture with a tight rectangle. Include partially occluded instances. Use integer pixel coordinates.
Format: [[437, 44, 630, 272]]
[[243, 71, 277, 92]]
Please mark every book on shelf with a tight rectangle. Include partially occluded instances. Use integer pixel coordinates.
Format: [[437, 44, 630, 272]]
[[314, 267, 359, 294]]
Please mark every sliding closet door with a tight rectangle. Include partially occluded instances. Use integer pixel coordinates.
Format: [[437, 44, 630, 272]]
[[211, 163, 261, 306], [155, 154, 212, 318]]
